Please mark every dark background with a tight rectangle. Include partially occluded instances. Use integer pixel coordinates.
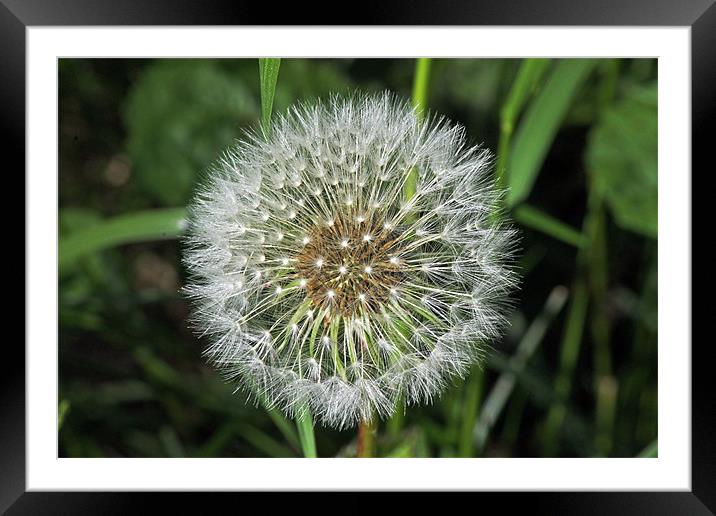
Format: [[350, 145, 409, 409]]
[[58, 58, 657, 458]]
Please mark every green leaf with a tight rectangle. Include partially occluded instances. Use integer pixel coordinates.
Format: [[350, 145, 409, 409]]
[[586, 82, 657, 238], [258, 58, 281, 134], [125, 60, 257, 205], [59, 208, 186, 269], [507, 59, 597, 206]]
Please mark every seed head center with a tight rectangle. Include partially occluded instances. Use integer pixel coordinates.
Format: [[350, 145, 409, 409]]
[[295, 212, 403, 316]]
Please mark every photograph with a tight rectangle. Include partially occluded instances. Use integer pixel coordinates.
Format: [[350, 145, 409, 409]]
[[57, 57, 658, 459]]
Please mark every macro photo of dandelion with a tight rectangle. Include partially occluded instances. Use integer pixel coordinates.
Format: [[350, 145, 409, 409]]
[[184, 93, 516, 432], [59, 58, 658, 459]]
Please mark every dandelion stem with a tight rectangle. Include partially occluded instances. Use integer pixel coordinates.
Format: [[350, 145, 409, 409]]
[[357, 418, 378, 458]]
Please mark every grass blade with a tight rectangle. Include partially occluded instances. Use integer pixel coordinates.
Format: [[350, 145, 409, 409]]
[[496, 58, 551, 188], [258, 57, 316, 458], [403, 58, 432, 202], [474, 286, 569, 452], [388, 57, 434, 442], [513, 204, 588, 248], [58, 399, 71, 431], [296, 407, 317, 458], [258, 58, 281, 135], [507, 59, 597, 206], [411, 58, 432, 119], [637, 439, 658, 458], [59, 207, 187, 269]]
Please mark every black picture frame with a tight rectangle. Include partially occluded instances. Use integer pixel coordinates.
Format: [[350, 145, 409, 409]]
[[4, 0, 710, 512]]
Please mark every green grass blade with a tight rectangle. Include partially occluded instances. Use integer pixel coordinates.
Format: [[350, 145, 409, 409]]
[[457, 367, 483, 457], [496, 59, 551, 188], [403, 58, 432, 202], [258, 58, 281, 135], [637, 439, 658, 458], [513, 204, 588, 248], [541, 277, 589, 456], [296, 407, 317, 458], [411, 58, 432, 120], [474, 286, 569, 452], [58, 399, 71, 431], [507, 59, 597, 206], [59, 207, 187, 269]]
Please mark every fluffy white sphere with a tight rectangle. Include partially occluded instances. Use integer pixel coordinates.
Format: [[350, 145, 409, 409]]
[[183, 93, 517, 429]]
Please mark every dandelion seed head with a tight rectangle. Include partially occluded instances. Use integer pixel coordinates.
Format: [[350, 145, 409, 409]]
[[183, 93, 517, 429]]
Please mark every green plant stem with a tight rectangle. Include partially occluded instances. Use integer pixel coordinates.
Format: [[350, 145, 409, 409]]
[[637, 439, 658, 458], [258, 56, 317, 458], [474, 286, 569, 453], [296, 407, 317, 458], [403, 58, 432, 202], [357, 418, 378, 458], [458, 368, 484, 457], [386, 57, 433, 440], [590, 59, 620, 458], [541, 188, 603, 456], [411, 58, 432, 119]]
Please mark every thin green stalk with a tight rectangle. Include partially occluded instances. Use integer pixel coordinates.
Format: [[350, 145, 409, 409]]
[[457, 367, 484, 457], [496, 59, 550, 189], [296, 407, 317, 458], [387, 58, 433, 441], [474, 286, 569, 453], [258, 56, 317, 458], [258, 58, 281, 136], [411, 58, 432, 119], [541, 276, 589, 456], [590, 201, 617, 456], [637, 439, 658, 458], [513, 204, 588, 248], [403, 58, 432, 201], [541, 188, 602, 456], [459, 61, 550, 455], [357, 418, 378, 458], [58, 399, 71, 431], [590, 59, 620, 457]]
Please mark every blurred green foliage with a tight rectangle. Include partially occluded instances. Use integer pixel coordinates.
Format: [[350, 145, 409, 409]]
[[587, 81, 658, 238], [58, 58, 657, 458]]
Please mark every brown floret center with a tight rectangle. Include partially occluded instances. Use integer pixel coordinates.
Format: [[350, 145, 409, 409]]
[[295, 211, 404, 316]]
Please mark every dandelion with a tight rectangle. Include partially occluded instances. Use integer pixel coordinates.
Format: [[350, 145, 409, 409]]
[[183, 93, 517, 429]]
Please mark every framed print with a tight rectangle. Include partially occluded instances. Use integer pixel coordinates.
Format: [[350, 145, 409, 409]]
[[5, 0, 712, 511]]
